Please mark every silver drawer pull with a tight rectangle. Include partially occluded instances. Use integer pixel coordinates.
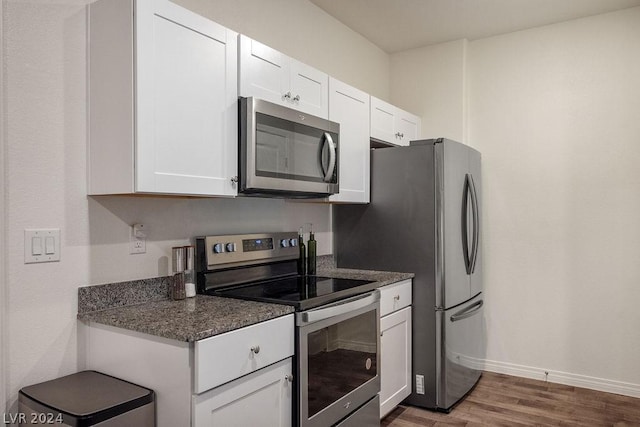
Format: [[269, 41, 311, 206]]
[[293, 94, 300, 102], [285, 375, 294, 383], [394, 295, 400, 301], [250, 345, 260, 354]]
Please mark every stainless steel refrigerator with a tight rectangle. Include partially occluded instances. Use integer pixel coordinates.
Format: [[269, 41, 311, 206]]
[[334, 138, 485, 412]]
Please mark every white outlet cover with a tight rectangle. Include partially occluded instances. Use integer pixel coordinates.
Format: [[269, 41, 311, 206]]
[[25, 229, 61, 263], [129, 225, 147, 254]]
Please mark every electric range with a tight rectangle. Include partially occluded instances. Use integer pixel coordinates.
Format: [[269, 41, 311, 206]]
[[195, 232, 381, 427]]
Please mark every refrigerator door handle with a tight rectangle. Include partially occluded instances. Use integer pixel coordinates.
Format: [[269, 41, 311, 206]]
[[450, 299, 483, 322], [468, 174, 479, 274], [462, 174, 473, 274]]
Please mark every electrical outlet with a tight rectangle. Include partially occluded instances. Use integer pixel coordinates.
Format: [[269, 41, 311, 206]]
[[129, 224, 146, 254], [415, 374, 425, 394]]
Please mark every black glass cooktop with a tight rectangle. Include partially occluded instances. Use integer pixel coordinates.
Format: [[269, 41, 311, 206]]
[[209, 275, 377, 311]]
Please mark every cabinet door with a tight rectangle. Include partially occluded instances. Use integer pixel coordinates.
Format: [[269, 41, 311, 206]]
[[136, 0, 237, 196], [370, 96, 397, 144], [289, 59, 329, 119], [380, 307, 412, 419], [238, 35, 290, 107], [193, 358, 293, 427], [395, 111, 421, 146], [329, 78, 370, 203]]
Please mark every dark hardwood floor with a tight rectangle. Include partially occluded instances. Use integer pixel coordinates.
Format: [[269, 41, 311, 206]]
[[381, 372, 640, 426]]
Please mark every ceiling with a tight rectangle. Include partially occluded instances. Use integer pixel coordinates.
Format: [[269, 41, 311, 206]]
[[309, 0, 640, 53]]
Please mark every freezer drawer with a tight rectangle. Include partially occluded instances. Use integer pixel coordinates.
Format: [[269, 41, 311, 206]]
[[437, 293, 485, 410]]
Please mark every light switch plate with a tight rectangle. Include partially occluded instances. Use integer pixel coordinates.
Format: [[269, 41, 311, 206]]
[[25, 229, 61, 263]]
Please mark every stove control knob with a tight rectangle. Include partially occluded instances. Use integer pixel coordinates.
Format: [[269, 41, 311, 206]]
[[289, 238, 298, 247], [213, 243, 224, 254], [280, 239, 289, 248], [226, 242, 236, 252]]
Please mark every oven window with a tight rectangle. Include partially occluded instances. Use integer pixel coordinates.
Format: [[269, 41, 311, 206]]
[[306, 310, 377, 418], [255, 113, 336, 183]]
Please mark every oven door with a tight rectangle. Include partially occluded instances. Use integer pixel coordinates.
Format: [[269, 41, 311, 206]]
[[296, 291, 380, 427], [240, 97, 339, 197]]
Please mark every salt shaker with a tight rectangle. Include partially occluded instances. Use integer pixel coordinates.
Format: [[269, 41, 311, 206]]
[[184, 245, 196, 298]]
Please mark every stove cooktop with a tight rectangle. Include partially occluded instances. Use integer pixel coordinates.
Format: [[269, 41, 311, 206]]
[[209, 275, 378, 311]]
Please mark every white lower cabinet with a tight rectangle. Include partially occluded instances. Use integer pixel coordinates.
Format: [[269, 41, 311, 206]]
[[193, 358, 292, 427], [379, 279, 413, 418], [380, 306, 412, 418], [83, 314, 294, 427]]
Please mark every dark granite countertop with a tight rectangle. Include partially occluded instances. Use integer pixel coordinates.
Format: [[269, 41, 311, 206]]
[[78, 295, 294, 342], [317, 267, 414, 287], [78, 264, 413, 343]]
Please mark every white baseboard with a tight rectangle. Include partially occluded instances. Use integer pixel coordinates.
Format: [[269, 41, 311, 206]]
[[482, 358, 640, 398]]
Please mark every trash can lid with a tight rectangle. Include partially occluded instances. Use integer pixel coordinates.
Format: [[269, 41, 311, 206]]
[[19, 371, 154, 420]]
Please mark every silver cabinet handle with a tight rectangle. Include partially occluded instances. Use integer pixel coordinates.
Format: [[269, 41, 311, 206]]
[[250, 345, 260, 354], [320, 132, 337, 183], [283, 91, 292, 100], [230, 176, 238, 184], [393, 295, 400, 301], [395, 132, 404, 139], [285, 375, 293, 383], [293, 94, 300, 102]]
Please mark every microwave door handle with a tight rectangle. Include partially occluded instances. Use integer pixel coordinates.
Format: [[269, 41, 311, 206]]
[[322, 132, 337, 183]]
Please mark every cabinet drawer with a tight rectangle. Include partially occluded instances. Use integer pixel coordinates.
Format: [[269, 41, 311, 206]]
[[379, 279, 412, 316], [194, 314, 294, 393]]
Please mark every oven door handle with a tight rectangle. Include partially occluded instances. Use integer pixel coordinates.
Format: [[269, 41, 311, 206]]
[[298, 290, 379, 324]]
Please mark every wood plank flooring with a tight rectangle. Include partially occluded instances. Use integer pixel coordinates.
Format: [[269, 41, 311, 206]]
[[381, 372, 640, 426]]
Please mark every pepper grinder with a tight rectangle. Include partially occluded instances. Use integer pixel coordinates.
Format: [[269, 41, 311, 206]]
[[171, 247, 186, 300]]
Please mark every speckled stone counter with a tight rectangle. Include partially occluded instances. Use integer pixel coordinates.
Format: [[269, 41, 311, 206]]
[[78, 295, 294, 342], [317, 266, 414, 288], [78, 261, 412, 343]]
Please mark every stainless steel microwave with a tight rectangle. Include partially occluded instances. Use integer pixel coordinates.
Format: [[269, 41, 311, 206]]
[[239, 97, 339, 198]]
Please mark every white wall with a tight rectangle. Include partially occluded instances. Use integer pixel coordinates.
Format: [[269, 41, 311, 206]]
[[389, 39, 467, 142], [1, 0, 7, 414], [1, 0, 388, 411], [469, 8, 640, 393], [389, 5, 640, 396], [173, 0, 390, 100]]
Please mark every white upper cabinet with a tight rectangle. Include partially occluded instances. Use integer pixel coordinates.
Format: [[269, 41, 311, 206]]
[[370, 96, 421, 146], [328, 78, 370, 203], [239, 35, 329, 119], [88, 0, 238, 196]]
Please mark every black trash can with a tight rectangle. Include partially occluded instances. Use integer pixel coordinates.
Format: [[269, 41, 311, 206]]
[[18, 370, 155, 426]]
